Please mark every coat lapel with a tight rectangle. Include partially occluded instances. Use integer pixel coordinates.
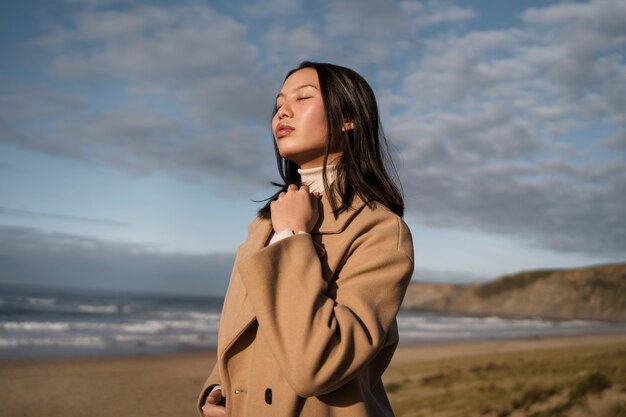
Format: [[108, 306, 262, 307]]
[[218, 192, 368, 357], [218, 217, 272, 356]]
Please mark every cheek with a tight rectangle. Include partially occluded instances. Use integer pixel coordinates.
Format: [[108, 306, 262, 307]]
[[302, 105, 327, 135], [315, 109, 327, 130]]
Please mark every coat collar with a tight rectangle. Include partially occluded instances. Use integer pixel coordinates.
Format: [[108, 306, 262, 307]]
[[312, 191, 367, 234], [247, 191, 368, 248]]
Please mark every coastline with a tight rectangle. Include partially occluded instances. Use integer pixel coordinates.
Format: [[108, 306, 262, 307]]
[[1, 333, 625, 417]]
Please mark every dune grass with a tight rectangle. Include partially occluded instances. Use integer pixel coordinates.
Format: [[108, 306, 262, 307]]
[[385, 340, 626, 417]]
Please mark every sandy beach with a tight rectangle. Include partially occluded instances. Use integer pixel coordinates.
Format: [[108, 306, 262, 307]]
[[1, 333, 624, 417]]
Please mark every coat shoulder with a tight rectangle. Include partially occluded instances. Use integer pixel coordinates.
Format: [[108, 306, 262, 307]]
[[353, 201, 414, 263]]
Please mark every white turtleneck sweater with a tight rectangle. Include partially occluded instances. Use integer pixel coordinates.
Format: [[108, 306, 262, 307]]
[[297, 164, 338, 195]]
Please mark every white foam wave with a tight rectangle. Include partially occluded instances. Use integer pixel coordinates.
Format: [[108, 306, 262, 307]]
[[1, 319, 219, 334], [25, 297, 57, 306], [0, 333, 218, 350], [1, 321, 71, 332], [0, 336, 107, 348], [76, 304, 119, 314], [157, 311, 221, 321]]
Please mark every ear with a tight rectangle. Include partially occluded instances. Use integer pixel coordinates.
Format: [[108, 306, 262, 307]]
[[341, 121, 355, 132]]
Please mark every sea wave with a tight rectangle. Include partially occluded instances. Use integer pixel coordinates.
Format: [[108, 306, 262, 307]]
[[1, 319, 219, 333], [26, 297, 57, 306], [2, 321, 71, 332], [2, 287, 624, 359], [0, 333, 218, 350], [76, 304, 124, 314]]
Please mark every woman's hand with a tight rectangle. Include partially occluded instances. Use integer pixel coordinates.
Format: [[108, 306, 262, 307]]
[[201, 388, 225, 417], [270, 184, 320, 234]]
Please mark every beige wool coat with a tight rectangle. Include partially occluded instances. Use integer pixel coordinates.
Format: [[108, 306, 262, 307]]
[[197, 192, 414, 417]]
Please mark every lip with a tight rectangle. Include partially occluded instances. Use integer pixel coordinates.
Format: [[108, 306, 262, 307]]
[[275, 123, 294, 139]]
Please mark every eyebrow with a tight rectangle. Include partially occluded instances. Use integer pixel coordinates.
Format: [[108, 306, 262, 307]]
[[275, 84, 318, 100]]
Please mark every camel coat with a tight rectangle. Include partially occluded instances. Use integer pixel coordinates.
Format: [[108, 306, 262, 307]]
[[197, 192, 414, 417]]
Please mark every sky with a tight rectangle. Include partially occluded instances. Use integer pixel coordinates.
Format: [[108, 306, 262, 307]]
[[0, 0, 624, 297]]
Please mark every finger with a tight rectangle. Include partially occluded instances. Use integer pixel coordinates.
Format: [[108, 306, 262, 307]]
[[287, 184, 298, 192], [300, 184, 310, 193], [202, 403, 226, 417], [278, 191, 286, 199], [205, 394, 218, 405], [205, 389, 222, 405], [212, 390, 222, 402]]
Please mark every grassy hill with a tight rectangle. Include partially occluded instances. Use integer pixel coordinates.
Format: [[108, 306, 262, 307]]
[[402, 263, 626, 322]]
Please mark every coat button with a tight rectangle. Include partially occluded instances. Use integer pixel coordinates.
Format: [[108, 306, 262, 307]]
[[265, 388, 272, 405]]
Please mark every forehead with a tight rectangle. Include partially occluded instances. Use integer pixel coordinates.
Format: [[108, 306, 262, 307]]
[[280, 67, 320, 92]]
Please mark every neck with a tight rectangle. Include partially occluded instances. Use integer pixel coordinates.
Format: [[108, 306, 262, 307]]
[[298, 165, 338, 194]]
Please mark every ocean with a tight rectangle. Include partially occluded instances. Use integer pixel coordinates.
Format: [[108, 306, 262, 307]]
[[1, 284, 625, 359]]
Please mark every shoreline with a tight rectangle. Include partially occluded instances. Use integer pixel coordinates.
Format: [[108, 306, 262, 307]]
[[399, 306, 626, 324], [2, 328, 626, 363], [2, 332, 623, 363], [1, 333, 624, 417]]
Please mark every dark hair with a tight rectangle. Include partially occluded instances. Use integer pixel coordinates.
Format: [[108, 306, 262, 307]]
[[258, 61, 405, 218]]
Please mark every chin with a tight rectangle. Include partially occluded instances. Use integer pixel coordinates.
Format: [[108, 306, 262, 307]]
[[277, 150, 299, 163]]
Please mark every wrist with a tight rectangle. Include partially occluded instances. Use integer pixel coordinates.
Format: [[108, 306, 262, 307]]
[[277, 228, 307, 235]]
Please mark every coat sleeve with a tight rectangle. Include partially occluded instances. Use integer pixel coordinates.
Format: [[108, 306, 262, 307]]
[[237, 216, 414, 397], [196, 362, 222, 415]]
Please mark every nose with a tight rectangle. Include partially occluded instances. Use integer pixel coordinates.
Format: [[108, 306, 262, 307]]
[[277, 102, 292, 119]]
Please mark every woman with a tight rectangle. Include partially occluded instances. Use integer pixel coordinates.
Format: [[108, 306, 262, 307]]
[[198, 61, 414, 417]]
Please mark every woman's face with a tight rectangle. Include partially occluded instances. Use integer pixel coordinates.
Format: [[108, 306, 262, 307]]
[[272, 68, 339, 169]]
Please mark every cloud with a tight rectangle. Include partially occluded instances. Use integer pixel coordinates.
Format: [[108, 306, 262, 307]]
[[241, 0, 303, 17], [0, 225, 234, 296], [43, 3, 268, 125], [1, 1, 478, 181], [522, 0, 626, 34], [0, 0, 624, 259], [422, 4, 477, 26], [388, 0, 626, 257], [521, 2, 626, 104], [0, 207, 127, 227], [3, 0, 454, 181], [1, 2, 278, 186], [260, 0, 477, 72], [601, 130, 626, 150]]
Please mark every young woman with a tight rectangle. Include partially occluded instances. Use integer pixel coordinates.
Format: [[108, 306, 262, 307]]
[[198, 61, 414, 417]]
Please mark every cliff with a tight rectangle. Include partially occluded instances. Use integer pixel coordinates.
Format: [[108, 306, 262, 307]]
[[402, 263, 626, 322]]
